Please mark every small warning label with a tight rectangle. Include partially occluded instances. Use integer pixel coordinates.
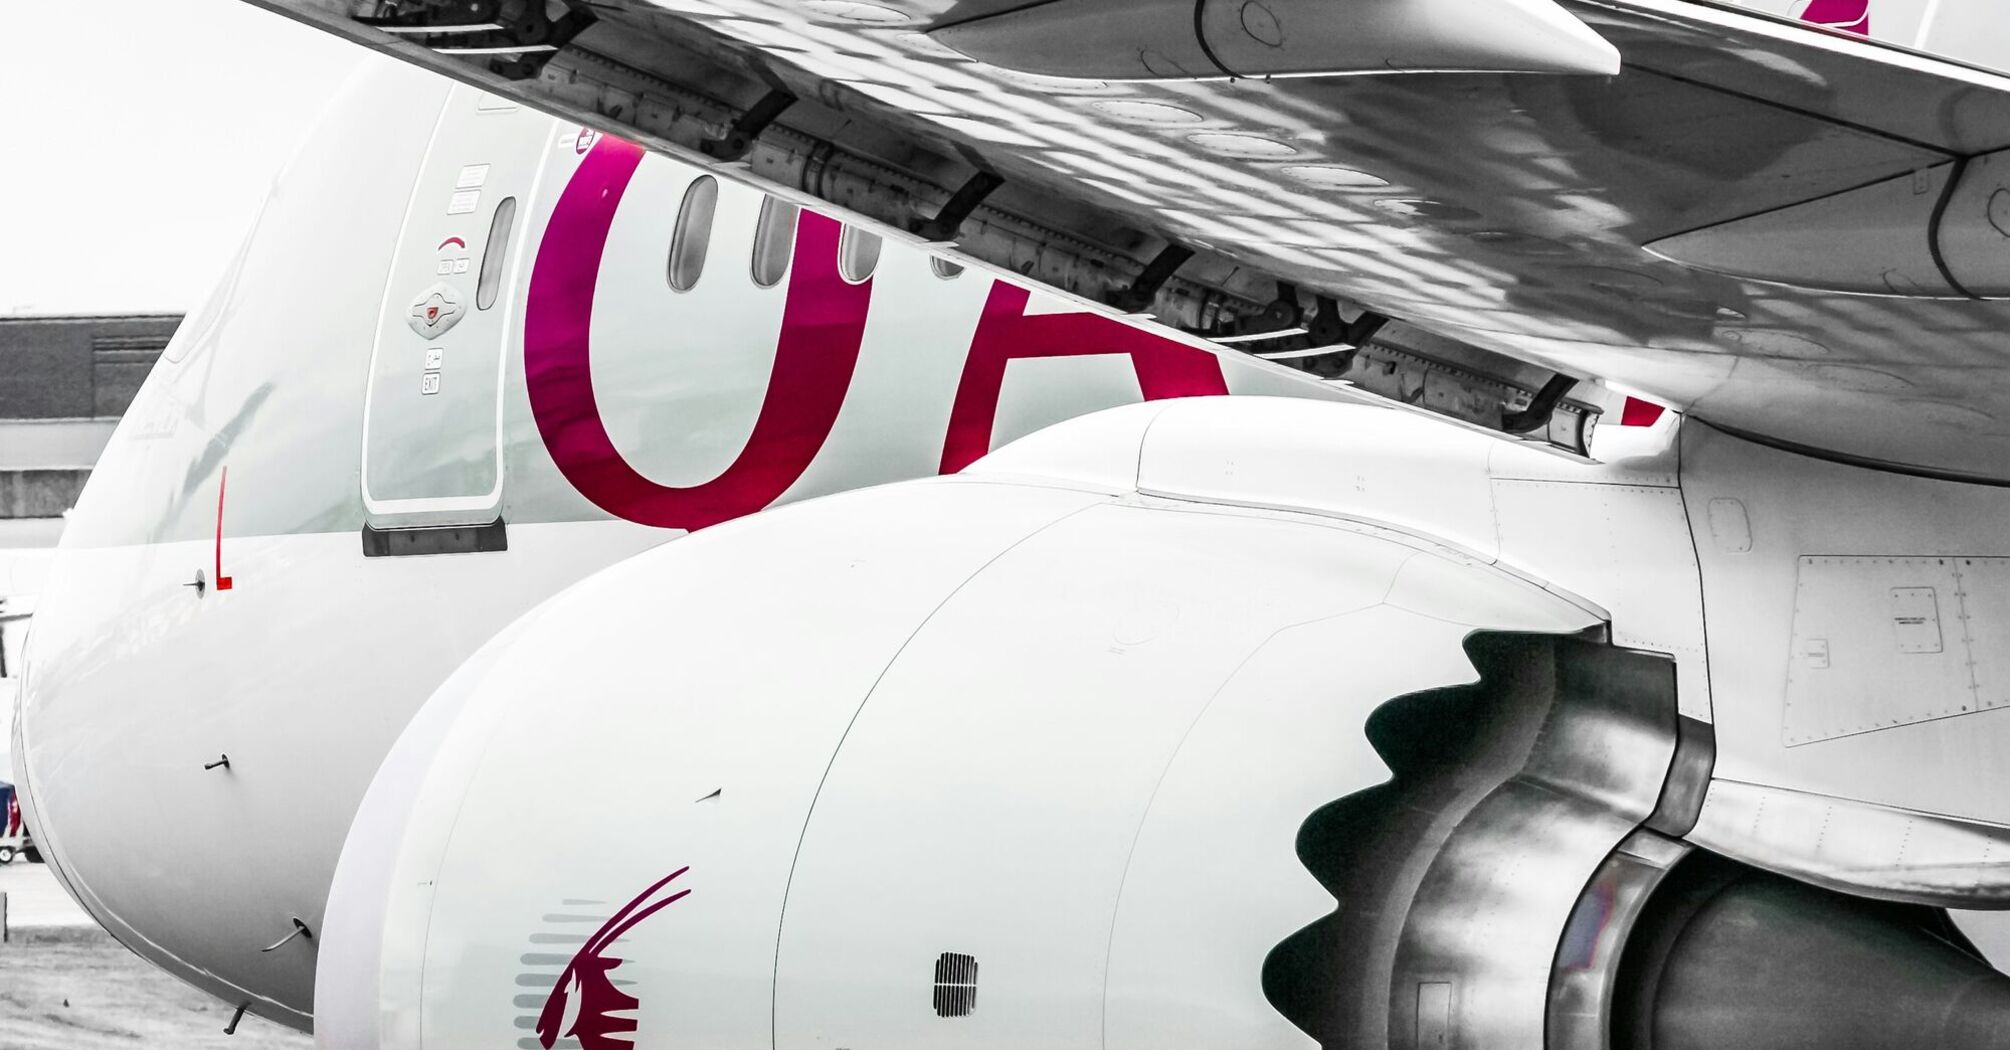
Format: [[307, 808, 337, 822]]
[[1890, 586, 1943, 654]]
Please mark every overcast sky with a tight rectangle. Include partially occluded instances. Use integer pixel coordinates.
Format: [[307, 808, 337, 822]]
[[1, 0, 367, 316]]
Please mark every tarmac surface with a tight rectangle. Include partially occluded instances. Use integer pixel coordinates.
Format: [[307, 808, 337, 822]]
[[0, 861, 311, 1049], [0, 855, 92, 934]]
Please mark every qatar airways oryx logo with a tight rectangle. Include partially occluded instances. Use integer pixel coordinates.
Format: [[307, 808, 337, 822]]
[[522, 868, 692, 1050], [522, 135, 1229, 533]]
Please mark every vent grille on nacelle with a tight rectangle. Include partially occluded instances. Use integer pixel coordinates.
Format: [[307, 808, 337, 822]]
[[933, 952, 978, 1018]]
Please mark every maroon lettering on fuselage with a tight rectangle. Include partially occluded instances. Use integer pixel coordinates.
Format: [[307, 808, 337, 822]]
[[525, 135, 1228, 531], [525, 136, 872, 531]]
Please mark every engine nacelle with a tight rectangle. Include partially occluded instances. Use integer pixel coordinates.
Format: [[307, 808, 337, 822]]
[[316, 403, 1622, 1049], [316, 399, 2010, 1050]]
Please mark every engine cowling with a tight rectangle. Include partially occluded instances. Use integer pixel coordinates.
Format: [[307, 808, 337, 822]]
[[314, 410, 1613, 1049], [315, 400, 2010, 1050]]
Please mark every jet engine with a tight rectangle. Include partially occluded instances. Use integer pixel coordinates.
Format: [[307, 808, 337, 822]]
[[305, 399, 2010, 1050]]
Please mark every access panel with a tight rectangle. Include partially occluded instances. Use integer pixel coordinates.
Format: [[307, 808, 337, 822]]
[[360, 87, 553, 528], [1782, 555, 2010, 745]]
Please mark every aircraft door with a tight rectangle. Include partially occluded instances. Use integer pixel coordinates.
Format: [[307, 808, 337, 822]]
[[359, 87, 553, 540]]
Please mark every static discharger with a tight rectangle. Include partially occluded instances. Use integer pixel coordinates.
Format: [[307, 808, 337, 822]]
[[260, 917, 313, 953]]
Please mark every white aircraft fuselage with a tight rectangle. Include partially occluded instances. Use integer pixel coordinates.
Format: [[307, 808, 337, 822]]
[[20, 10, 2010, 1049], [9, 57, 1324, 1028]]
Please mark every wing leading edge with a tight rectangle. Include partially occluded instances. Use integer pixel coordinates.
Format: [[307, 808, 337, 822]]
[[251, 0, 2010, 480]]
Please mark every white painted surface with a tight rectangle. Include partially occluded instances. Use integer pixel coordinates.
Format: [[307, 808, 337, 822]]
[[990, 353, 1145, 453], [360, 84, 551, 520], [312, 610, 538, 1050], [1136, 398, 1503, 561], [962, 401, 1163, 492], [776, 504, 1408, 1050], [1684, 422, 2010, 825], [331, 483, 1107, 1049], [1490, 479, 1710, 719], [1781, 557, 1988, 744], [321, 446, 1597, 1049], [32, 19, 2010, 1032], [16, 521, 669, 1027], [16, 73, 1314, 1026], [1109, 398, 1704, 711]]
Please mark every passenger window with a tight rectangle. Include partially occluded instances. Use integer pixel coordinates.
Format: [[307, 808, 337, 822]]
[[667, 176, 718, 292], [838, 226, 882, 283], [931, 256, 965, 279], [476, 196, 517, 311], [751, 197, 800, 288]]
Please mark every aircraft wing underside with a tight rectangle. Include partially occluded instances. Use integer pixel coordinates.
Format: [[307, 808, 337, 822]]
[[257, 0, 2010, 480]]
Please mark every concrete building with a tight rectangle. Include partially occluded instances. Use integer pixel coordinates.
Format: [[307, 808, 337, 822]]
[[0, 313, 181, 682], [0, 314, 180, 545]]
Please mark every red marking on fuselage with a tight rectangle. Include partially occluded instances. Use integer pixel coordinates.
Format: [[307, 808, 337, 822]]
[[1799, 0, 1869, 34], [437, 236, 468, 252], [1618, 397, 1666, 428], [214, 467, 234, 592], [536, 867, 691, 1050]]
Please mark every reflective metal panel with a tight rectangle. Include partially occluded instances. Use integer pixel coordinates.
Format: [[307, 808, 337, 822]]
[[1266, 632, 1681, 1049], [1547, 831, 1692, 1050], [1689, 777, 2010, 908]]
